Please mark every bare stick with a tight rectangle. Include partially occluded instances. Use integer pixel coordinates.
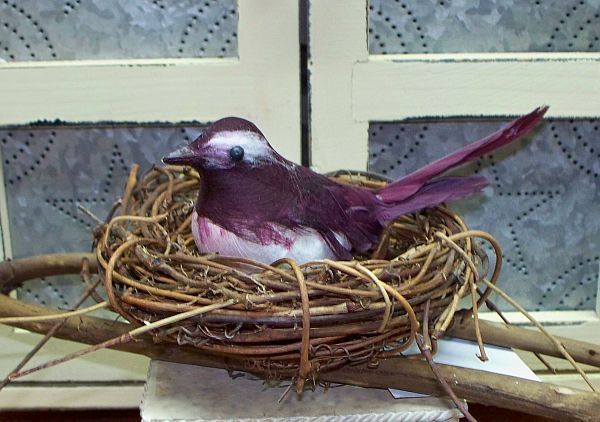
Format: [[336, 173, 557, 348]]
[[370, 225, 391, 260], [0, 260, 103, 392], [80, 259, 105, 304], [477, 287, 557, 374], [0, 301, 108, 323], [9, 299, 236, 381], [276, 259, 311, 394], [119, 164, 139, 216], [480, 278, 596, 392], [0, 253, 97, 295], [1, 294, 599, 421], [532, 352, 558, 375], [77, 204, 104, 225], [417, 299, 477, 422], [447, 316, 600, 369], [435, 232, 487, 361]]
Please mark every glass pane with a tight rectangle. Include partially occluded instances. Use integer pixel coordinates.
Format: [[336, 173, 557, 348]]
[[369, 0, 600, 54], [0, 0, 237, 61], [369, 118, 600, 311], [0, 124, 204, 309]]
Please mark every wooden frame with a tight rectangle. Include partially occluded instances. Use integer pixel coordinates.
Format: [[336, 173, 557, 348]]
[[0, 0, 301, 258], [309, 0, 600, 387], [0, 1, 301, 163], [309, 1, 600, 173], [0, 0, 300, 408]]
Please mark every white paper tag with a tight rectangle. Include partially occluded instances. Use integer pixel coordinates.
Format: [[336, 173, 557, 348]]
[[389, 338, 539, 399]]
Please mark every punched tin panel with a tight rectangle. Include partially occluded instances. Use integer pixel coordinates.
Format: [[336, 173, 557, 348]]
[[368, 0, 600, 54], [0, 0, 238, 61], [369, 119, 600, 311], [1, 125, 204, 309]]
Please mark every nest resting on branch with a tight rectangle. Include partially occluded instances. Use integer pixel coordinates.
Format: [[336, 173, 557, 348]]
[[95, 165, 501, 391], [2, 165, 600, 421]]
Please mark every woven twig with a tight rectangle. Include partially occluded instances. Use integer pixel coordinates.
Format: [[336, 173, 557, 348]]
[[95, 166, 501, 387]]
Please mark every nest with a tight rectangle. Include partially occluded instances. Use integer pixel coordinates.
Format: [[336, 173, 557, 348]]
[[95, 165, 501, 390]]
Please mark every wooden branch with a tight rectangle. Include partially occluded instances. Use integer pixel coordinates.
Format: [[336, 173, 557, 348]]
[[0, 272, 103, 393], [322, 359, 598, 422], [0, 253, 97, 294], [417, 299, 476, 422], [448, 313, 600, 368], [3, 253, 598, 368], [1, 294, 599, 421]]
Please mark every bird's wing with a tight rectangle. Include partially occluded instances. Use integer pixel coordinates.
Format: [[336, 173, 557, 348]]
[[292, 168, 380, 257], [210, 165, 363, 258]]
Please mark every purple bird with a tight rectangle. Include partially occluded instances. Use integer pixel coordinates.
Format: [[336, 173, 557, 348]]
[[163, 107, 547, 264]]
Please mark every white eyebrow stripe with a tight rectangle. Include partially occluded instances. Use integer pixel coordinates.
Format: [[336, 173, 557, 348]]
[[206, 131, 273, 159]]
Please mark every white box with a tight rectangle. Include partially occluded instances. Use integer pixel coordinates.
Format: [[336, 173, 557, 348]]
[[141, 360, 461, 421]]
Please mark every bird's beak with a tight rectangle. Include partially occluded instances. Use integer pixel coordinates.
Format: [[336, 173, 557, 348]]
[[162, 145, 197, 165]]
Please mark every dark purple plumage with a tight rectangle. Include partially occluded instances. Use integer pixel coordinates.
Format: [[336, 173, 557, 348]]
[[163, 107, 547, 263], [196, 164, 378, 260]]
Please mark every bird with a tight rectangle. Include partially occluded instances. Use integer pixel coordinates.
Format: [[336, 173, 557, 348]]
[[163, 107, 548, 264]]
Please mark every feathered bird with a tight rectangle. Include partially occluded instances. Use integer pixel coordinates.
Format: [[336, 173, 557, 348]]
[[163, 107, 547, 264]]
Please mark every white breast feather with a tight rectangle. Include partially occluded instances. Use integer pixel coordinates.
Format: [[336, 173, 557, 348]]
[[191, 210, 346, 264]]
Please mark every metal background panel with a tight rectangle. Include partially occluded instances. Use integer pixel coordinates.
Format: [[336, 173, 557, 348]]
[[369, 0, 600, 54], [1, 125, 204, 309], [369, 119, 600, 311], [4, 121, 599, 312], [0, 0, 237, 61]]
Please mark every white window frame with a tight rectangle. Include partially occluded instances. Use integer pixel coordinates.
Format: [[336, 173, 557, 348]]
[[309, 0, 600, 387], [0, 0, 300, 408]]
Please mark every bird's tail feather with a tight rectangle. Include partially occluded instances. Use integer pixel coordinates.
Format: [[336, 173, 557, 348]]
[[375, 176, 488, 224], [375, 106, 548, 204]]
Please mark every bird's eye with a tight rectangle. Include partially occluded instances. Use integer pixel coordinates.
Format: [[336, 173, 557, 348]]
[[229, 145, 244, 162]]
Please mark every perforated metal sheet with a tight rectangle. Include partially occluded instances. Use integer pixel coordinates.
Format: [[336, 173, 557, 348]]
[[1, 124, 204, 309], [0, 0, 237, 61], [4, 122, 599, 312], [369, 119, 600, 311], [369, 0, 600, 54]]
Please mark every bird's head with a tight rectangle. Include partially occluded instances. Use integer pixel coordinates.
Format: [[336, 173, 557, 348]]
[[162, 117, 282, 170]]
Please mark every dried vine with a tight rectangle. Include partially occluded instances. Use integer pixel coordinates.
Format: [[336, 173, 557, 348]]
[[2, 253, 600, 420], [92, 165, 500, 391], [4, 165, 597, 421]]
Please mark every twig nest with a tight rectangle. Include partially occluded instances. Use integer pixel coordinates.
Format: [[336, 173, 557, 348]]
[[96, 166, 501, 386]]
